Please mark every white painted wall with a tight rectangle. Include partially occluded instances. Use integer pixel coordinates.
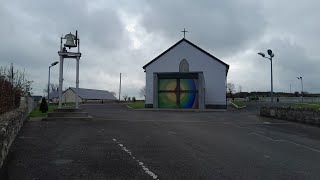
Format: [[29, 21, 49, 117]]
[[145, 40, 227, 106], [62, 89, 82, 103]]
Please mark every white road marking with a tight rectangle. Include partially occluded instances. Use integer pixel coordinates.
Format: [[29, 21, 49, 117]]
[[112, 138, 159, 180], [223, 122, 265, 134], [264, 155, 271, 158], [18, 136, 39, 139], [251, 133, 320, 153], [168, 131, 177, 135], [225, 122, 320, 153]]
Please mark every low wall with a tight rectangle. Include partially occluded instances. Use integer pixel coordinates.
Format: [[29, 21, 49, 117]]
[[260, 107, 320, 125], [0, 98, 29, 168], [27, 97, 36, 114]]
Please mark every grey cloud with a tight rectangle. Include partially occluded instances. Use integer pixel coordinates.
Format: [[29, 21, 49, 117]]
[[1, 0, 320, 96], [136, 0, 267, 56]]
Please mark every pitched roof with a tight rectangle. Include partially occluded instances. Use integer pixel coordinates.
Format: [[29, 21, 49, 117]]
[[69, 87, 118, 100], [46, 91, 59, 100], [142, 38, 229, 72], [31, 96, 42, 101]]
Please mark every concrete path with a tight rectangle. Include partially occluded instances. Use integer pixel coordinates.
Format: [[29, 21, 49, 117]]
[[1, 103, 320, 179]]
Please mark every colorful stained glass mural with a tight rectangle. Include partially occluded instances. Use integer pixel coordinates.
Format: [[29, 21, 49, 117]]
[[159, 79, 177, 90], [158, 78, 199, 109], [180, 79, 198, 91], [158, 93, 177, 108], [180, 93, 199, 108]]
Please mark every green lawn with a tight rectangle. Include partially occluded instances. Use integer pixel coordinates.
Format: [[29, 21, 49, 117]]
[[128, 101, 145, 109], [291, 103, 320, 111], [230, 100, 246, 108], [29, 105, 57, 117]]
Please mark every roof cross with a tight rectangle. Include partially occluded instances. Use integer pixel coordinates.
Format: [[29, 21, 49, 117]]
[[181, 28, 188, 38]]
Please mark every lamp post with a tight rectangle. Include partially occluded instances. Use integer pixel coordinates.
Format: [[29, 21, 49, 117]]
[[48, 61, 59, 105], [297, 76, 303, 103], [258, 49, 275, 103]]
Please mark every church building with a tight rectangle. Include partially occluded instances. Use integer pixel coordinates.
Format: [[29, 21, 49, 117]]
[[143, 38, 229, 109]]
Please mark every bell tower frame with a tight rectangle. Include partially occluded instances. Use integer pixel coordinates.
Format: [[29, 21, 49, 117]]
[[58, 30, 81, 108]]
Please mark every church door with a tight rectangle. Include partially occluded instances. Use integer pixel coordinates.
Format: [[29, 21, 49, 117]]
[[158, 77, 199, 109]]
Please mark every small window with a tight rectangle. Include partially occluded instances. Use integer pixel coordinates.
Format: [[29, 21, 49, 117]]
[[179, 59, 189, 72]]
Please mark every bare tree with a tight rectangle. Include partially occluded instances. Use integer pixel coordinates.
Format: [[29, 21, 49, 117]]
[[43, 83, 59, 94], [122, 94, 128, 101], [238, 85, 242, 93], [227, 83, 235, 98], [0, 65, 33, 95], [139, 86, 146, 98]]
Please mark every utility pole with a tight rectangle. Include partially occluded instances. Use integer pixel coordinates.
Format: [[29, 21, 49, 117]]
[[290, 84, 291, 93], [119, 73, 121, 102], [297, 77, 303, 103]]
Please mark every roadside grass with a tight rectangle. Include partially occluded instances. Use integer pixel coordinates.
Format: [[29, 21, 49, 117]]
[[291, 103, 320, 111], [29, 105, 57, 117], [230, 100, 246, 109], [128, 101, 145, 109]]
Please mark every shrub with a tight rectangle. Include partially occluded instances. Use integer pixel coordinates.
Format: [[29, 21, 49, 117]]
[[0, 65, 32, 114], [0, 79, 15, 114], [14, 87, 21, 108], [39, 97, 48, 113]]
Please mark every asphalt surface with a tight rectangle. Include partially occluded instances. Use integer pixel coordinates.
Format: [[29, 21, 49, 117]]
[[2, 103, 320, 179]]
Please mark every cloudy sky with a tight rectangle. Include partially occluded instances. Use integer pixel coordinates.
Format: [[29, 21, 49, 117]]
[[1, 0, 319, 98]]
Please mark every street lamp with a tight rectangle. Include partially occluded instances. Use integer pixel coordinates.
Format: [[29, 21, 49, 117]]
[[258, 49, 275, 103], [297, 76, 303, 103], [48, 61, 59, 105]]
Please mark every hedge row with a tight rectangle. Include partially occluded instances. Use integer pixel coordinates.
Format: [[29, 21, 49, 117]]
[[0, 79, 21, 115]]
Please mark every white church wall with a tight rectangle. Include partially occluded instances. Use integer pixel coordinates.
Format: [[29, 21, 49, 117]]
[[145, 40, 227, 106]]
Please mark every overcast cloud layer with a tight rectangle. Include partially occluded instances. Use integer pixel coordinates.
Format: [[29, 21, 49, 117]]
[[1, 0, 320, 98]]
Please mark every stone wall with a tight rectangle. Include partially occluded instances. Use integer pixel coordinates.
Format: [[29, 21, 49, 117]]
[[26, 97, 36, 114], [0, 98, 29, 168], [260, 107, 320, 125]]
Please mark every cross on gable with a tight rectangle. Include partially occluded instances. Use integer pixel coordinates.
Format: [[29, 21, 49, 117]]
[[181, 28, 188, 38]]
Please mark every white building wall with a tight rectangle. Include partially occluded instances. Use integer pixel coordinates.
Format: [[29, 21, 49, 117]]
[[62, 89, 83, 103], [145, 41, 227, 106]]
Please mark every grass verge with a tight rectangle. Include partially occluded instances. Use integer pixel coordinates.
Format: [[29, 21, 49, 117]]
[[29, 105, 57, 117], [230, 100, 246, 109], [128, 102, 145, 109], [291, 103, 320, 111]]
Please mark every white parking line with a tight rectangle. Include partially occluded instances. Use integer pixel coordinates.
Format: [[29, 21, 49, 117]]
[[112, 138, 159, 180], [224, 122, 320, 153], [223, 122, 265, 134], [251, 133, 320, 153]]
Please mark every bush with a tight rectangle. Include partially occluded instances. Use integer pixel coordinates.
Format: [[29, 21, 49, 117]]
[[39, 97, 48, 113], [14, 87, 21, 108], [0, 65, 32, 114], [0, 79, 15, 114], [250, 96, 259, 101]]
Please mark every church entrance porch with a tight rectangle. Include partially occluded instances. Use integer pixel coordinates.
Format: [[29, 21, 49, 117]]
[[154, 72, 205, 109]]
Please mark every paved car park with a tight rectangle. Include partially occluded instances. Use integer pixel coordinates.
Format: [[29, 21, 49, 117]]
[[1, 103, 320, 179]]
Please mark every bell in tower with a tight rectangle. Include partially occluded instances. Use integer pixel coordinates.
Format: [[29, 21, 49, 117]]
[[64, 33, 77, 49]]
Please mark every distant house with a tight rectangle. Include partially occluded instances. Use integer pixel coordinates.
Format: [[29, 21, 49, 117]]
[[46, 91, 60, 103], [31, 96, 42, 103], [62, 87, 118, 103]]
